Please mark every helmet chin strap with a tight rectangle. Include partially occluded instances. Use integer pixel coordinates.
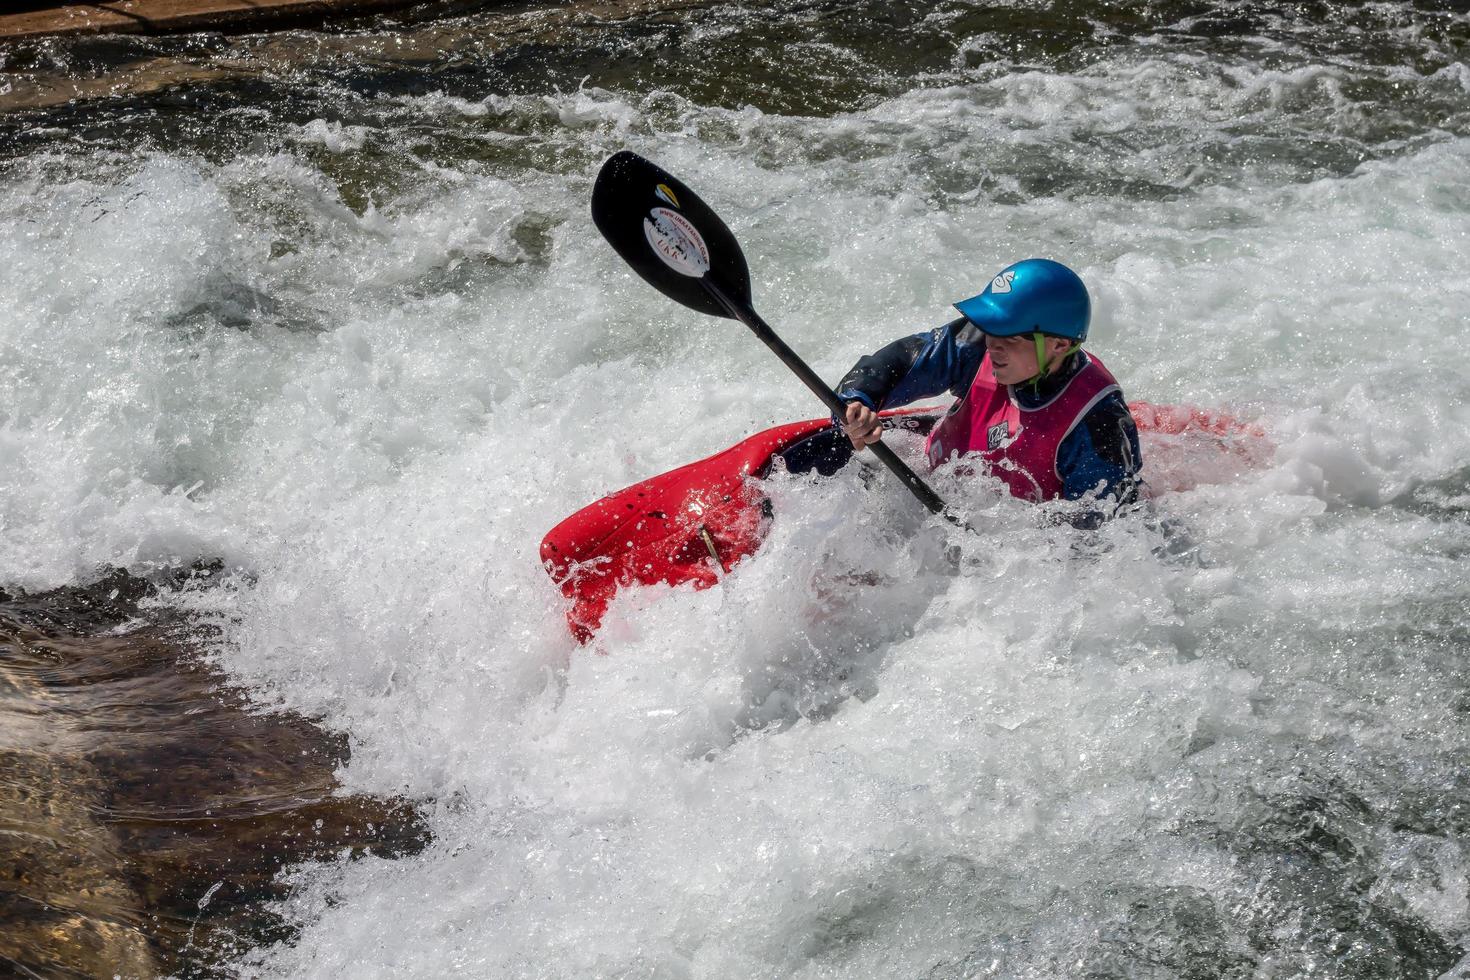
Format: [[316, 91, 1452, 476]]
[[1028, 332, 1081, 385]]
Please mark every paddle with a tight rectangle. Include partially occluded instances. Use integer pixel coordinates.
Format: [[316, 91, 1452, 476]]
[[590, 150, 953, 520]]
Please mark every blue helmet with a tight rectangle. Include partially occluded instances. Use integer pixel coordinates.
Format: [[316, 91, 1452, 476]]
[[954, 258, 1090, 342]]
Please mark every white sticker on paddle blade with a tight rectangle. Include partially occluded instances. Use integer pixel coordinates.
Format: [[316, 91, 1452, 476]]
[[643, 207, 710, 278]]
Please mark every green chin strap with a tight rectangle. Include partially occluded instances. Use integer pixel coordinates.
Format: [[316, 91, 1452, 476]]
[[1029, 332, 1081, 385]]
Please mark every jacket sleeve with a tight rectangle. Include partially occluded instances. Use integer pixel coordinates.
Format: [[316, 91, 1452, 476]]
[[1055, 391, 1145, 527], [835, 317, 986, 411]]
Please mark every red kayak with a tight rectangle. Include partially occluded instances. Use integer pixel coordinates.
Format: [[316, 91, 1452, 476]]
[[541, 403, 1268, 643]]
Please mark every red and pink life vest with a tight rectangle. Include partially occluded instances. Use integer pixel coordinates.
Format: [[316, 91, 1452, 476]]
[[925, 350, 1121, 501]]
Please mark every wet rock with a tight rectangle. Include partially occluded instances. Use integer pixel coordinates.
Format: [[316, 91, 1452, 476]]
[[0, 0, 429, 42], [0, 567, 430, 978]]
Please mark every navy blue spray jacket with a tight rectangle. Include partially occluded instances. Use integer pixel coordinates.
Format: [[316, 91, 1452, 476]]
[[835, 317, 1144, 523]]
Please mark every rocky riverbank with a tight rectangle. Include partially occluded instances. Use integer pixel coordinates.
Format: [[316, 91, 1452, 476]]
[[0, 0, 434, 41], [0, 0, 708, 114], [0, 568, 429, 978]]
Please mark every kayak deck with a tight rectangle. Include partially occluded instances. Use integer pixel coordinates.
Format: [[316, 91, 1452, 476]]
[[541, 404, 1268, 644]]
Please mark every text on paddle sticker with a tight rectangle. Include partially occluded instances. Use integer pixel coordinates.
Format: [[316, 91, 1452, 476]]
[[643, 207, 710, 278]]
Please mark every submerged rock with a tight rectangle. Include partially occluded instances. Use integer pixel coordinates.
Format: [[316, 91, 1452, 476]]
[[0, 567, 429, 978]]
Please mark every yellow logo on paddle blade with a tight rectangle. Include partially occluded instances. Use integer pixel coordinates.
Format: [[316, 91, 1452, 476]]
[[654, 183, 680, 208]]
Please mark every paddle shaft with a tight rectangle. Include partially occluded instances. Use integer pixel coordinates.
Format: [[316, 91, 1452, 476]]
[[701, 279, 951, 518]]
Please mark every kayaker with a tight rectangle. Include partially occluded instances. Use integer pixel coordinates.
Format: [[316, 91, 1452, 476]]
[[837, 258, 1143, 525]]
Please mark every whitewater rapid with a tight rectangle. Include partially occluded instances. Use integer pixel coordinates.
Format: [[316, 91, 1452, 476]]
[[4, 1, 1470, 975]]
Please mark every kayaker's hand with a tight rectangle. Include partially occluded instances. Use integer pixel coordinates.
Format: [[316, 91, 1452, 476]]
[[842, 402, 883, 450]]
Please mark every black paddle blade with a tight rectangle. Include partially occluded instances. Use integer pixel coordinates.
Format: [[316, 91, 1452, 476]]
[[591, 151, 753, 319]]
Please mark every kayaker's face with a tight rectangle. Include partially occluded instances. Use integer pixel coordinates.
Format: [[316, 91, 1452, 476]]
[[984, 332, 1071, 384]]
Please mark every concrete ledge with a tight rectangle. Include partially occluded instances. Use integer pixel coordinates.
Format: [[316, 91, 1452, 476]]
[[0, 0, 428, 40]]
